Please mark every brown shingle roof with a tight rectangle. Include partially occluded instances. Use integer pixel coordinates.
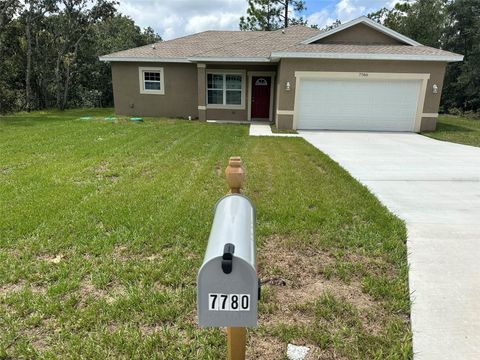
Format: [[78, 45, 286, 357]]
[[193, 26, 320, 58], [101, 26, 319, 60], [100, 25, 462, 62]]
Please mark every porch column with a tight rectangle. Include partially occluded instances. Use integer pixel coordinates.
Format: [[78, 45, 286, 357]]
[[197, 63, 206, 121]]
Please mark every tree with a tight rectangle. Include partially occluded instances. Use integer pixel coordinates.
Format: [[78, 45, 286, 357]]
[[368, 0, 479, 114], [49, 0, 117, 110], [0, 0, 163, 114], [278, 0, 306, 28], [368, 0, 448, 48], [22, 0, 58, 111], [0, 9, 23, 113], [0, 0, 19, 31], [239, 0, 306, 31], [88, 15, 161, 107], [442, 0, 480, 112]]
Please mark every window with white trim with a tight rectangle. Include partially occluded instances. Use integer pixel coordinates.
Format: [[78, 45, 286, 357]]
[[207, 72, 244, 107], [139, 67, 164, 95]]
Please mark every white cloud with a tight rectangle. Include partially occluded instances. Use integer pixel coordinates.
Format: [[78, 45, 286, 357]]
[[336, 0, 366, 18], [307, 0, 395, 29], [117, 0, 398, 40], [117, 0, 246, 40], [185, 13, 241, 34], [307, 9, 335, 29]]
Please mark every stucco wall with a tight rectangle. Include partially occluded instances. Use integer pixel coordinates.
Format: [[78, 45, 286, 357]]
[[111, 62, 198, 118], [276, 58, 447, 130], [314, 23, 405, 45], [111, 62, 278, 121]]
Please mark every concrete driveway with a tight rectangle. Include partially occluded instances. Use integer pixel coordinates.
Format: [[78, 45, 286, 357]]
[[299, 131, 480, 360]]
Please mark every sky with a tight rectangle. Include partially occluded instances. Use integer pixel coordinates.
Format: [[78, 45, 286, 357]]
[[117, 0, 399, 40]]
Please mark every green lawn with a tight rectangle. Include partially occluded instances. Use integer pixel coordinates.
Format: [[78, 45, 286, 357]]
[[423, 114, 480, 147], [270, 125, 298, 134], [0, 109, 411, 359]]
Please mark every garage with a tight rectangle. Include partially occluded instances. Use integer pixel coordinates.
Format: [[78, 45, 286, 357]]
[[295, 75, 423, 132]]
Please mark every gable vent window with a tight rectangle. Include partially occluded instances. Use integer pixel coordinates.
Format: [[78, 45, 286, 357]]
[[139, 67, 164, 95], [207, 71, 245, 109]]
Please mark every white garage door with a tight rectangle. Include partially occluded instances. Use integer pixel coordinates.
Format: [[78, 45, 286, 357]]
[[296, 78, 422, 131]]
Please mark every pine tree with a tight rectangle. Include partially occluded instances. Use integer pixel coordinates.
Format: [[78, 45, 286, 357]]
[[239, 0, 306, 31]]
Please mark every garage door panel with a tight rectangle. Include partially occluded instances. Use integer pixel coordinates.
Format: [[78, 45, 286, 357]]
[[297, 78, 421, 131]]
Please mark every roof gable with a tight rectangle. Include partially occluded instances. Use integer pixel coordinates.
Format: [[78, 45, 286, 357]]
[[313, 23, 405, 45], [301, 16, 422, 46]]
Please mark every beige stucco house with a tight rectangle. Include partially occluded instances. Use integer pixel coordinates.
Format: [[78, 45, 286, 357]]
[[100, 16, 463, 132]]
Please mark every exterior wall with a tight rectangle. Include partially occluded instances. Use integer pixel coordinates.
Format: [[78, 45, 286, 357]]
[[314, 23, 405, 45], [420, 117, 437, 132], [197, 64, 207, 120], [111, 62, 198, 118], [276, 58, 447, 131], [203, 64, 277, 121], [277, 114, 294, 130]]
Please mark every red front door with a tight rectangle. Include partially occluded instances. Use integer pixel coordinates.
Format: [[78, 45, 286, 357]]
[[251, 76, 271, 119]]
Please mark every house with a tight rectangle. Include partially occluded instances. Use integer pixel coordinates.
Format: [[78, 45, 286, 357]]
[[99, 16, 463, 132]]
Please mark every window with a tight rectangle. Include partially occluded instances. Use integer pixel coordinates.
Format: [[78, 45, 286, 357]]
[[255, 78, 268, 86], [207, 71, 244, 108], [139, 67, 164, 95]]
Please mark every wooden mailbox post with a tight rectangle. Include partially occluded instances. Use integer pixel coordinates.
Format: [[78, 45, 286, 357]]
[[197, 157, 258, 360], [225, 156, 247, 360]]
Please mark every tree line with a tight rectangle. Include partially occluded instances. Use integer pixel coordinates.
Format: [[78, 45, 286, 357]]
[[0, 0, 160, 114], [369, 0, 480, 115], [241, 0, 480, 116], [0, 0, 478, 115]]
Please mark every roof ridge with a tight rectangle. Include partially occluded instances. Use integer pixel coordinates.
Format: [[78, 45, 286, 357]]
[[271, 28, 323, 53]]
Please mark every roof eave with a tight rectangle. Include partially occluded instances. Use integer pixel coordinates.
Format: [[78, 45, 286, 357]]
[[98, 56, 277, 63], [187, 56, 274, 63], [98, 56, 191, 63], [270, 51, 464, 62]]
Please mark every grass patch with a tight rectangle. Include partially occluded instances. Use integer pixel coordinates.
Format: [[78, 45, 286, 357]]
[[423, 114, 480, 147], [270, 124, 298, 134], [0, 108, 410, 359]]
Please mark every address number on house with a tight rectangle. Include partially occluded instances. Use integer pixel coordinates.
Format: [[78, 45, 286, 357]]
[[208, 293, 250, 311]]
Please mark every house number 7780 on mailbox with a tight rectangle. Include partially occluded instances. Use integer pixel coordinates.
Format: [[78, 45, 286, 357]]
[[208, 293, 251, 311]]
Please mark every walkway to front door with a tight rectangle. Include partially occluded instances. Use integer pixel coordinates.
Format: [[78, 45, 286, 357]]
[[251, 76, 271, 120]]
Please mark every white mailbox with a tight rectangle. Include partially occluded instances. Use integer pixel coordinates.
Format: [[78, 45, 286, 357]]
[[197, 193, 259, 328]]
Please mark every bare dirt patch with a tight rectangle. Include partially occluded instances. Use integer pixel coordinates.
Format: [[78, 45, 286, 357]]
[[38, 254, 64, 264], [255, 235, 389, 350], [78, 278, 126, 307], [247, 335, 285, 360], [111, 245, 164, 262], [94, 161, 120, 183], [0, 281, 47, 296], [306, 346, 349, 360]]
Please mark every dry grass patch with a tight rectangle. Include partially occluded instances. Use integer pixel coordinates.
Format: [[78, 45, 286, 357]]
[[254, 235, 406, 358], [0, 281, 48, 296], [78, 277, 126, 306], [247, 334, 285, 359]]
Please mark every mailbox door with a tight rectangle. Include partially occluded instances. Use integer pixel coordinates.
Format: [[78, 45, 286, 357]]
[[198, 257, 258, 327]]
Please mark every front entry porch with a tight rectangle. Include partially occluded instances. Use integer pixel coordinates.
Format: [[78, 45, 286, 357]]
[[196, 64, 276, 123]]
